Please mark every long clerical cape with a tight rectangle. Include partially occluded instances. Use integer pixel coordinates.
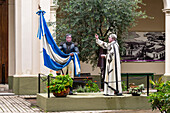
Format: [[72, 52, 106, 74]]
[[96, 39, 122, 95]]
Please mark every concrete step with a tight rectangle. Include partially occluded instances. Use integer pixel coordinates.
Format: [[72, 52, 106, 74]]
[[0, 93, 15, 96], [0, 84, 9, 91], [0, 84, 14, 96], [0, 87, 5, 91]]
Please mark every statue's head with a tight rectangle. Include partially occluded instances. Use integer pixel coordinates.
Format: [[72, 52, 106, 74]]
[[108, 33, 117, 42], [66, 33, 72, 42]]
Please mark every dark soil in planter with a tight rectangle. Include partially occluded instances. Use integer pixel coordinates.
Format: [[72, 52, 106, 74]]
[[132, 93, 141, 96]]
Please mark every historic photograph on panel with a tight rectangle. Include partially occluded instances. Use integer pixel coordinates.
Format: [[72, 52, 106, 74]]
[[121, 32, 165, 61]]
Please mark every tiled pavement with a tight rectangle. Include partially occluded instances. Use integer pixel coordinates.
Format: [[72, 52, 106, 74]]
[[0, 96, 41, 112]]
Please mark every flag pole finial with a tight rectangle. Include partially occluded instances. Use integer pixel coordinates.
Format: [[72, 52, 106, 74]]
[[38, 4, 41, 10]]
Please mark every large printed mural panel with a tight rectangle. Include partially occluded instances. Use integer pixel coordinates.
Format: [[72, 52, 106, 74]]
[[121, 32, 165, 62]]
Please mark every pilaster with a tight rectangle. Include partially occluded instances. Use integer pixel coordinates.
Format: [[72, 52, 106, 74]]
[[163, 2, 170, 81]]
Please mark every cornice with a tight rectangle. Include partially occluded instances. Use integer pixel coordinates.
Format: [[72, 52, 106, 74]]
[[50, 5, 59, 11], [162, 8, 170, 13]]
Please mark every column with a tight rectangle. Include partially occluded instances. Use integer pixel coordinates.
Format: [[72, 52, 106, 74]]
[[14, 0, 57, 76], [49, 0, 59, 40], [32, 0, 41, 74], [8, 0, 15, 77], [163, 0, 170, 81], [50, 0, 59, 22], [14, 0, 42, 77]]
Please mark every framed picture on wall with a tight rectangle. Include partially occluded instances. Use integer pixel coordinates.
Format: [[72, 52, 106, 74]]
[[121, 32, 165, 62]]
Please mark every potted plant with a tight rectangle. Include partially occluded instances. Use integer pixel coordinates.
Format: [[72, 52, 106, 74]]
[[47, 74, 73, 97], [129, 84, 144, 96]]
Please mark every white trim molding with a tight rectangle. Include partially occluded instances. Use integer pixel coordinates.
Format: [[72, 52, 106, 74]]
[[13, 74, 38, 77], [162, 9, 170, 15], [164, 73, 170, 76]]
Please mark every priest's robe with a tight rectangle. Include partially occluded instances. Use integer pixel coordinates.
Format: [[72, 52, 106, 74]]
[[96, 39, 122, 95]]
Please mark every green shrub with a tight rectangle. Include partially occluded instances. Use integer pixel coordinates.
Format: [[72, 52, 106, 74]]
[[122, 81, 127, 91], [76, 86, 85, 93], [84, 80, 100, 92], [148, 79, 170, 113], [75, 80, 100, 93]]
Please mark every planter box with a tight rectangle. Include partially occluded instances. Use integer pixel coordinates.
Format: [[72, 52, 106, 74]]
[[37, 93, 151, 112]]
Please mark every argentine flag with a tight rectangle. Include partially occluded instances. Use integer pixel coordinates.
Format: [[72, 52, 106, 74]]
[[36, 10, 81, 76]]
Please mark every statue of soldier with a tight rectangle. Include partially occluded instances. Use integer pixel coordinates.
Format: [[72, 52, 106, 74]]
[[59, 33, 79, 95]]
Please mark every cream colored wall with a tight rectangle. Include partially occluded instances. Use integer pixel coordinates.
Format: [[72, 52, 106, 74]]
[[81, 62, 165, 75], [80, 62, 100, 75], [131, 0, 165, 32], [121, 62, 165, 75]]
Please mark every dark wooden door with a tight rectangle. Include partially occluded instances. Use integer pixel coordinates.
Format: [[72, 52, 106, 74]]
[[0, 0, 8, 84]]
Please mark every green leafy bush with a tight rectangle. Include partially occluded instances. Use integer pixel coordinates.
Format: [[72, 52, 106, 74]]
[[76, 86, 85, 93], [148, 79, 170, 113], [76, 80, 100, 93], [84, 80, 100, 92], [122, 81, 127, 91], [47, 74, 73, 93]]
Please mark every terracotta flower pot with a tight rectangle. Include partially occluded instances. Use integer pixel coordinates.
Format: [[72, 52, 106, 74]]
[[53, 88, 70, 97]]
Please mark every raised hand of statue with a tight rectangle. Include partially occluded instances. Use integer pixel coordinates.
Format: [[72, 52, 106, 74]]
[[70, 53, 74, 56], [95, 34, 99, 39]]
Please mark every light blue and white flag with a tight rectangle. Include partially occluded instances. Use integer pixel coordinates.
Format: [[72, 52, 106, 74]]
[[36, 10, 80, 76]]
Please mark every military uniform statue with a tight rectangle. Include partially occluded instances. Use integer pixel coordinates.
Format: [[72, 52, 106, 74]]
[[59, 33, 79, 95], [59, 41, 79, 55]]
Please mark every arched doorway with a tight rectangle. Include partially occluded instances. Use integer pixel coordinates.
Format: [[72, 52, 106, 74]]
[[0, 0, 8, 84]]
